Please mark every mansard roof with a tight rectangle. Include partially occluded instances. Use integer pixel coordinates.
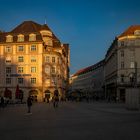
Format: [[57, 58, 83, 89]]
[[118, 25, 140, 38], [0, 20, 60, 43], [11, 21, 51, 34]]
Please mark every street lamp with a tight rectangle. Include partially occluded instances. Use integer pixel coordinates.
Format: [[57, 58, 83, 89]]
[[129, 61, 137, 87], [126, 61, 139, 110]]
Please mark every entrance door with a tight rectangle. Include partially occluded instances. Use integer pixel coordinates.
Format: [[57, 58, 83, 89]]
[[29, 90, 38, 102], [120, 89, 125, 102], [44, 90, 51, 102]]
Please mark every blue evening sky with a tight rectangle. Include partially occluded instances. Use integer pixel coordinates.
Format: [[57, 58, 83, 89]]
[[0, 0, 140, 74]]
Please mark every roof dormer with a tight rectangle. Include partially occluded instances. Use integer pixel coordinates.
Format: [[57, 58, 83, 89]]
[[40, 30, 52, 37], [6, 35, 13, 42], [17, 34, 24, 42], [134, 30, 140, 36], [29, 33, 36, 41]]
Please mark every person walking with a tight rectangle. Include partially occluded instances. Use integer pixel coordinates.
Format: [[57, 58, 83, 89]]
[[27, 96, 32, 113], [53, 90, 59, 108], [0, 96, 4, 108]]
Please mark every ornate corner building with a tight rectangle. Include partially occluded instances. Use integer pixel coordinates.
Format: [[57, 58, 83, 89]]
[[0, 21, 70, 102], [105, 25, 140, 102]]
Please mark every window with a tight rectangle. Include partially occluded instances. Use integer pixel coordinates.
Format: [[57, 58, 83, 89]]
[[52, 66, 56, 73], [31, 56, 36, 62], [52, 77, 57, 85], [31, 67, 36, 73], [120, 50, 124, 57], [45, 78, 50, 85], [18, 46, 24, 52], [6, 35, 13, 42], [31, 78, 36, 84], [130, 50, 135, 57], [29, 34, 36, 41], [59, 59, 62, 64], [18, 78, 24, 84], [48, 39, 52, 46], [45, 66, 50, 74], [135, 39, 140, 45], [57, 57, 59, 64], [121, 75, 124, 82], [18, 56, 24, 62], [45, 56, 50, 62], [30, 45, 36, 51], [129, 40, 135, 46], [121, 41, 124, 46], [6, 67, 11, 73], [18, 67, 24, 73], [5, 57, 11, 63], [129, 73, 135, 83], [121, 62, 124, 69], [5, 46, 12, 53], [52, 57, 55, 63], [6, 78, 11, 84], [17, 34, 24, 42], [130, 62, 135, 68]]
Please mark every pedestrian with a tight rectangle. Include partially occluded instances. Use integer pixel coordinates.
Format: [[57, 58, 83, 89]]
[[1, 96, 5, 108], [53, 90, 59, 108], [27, 96, 32, 113]]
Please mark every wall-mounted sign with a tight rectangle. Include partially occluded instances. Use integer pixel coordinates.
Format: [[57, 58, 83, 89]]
[[10, 74, 31, 77]]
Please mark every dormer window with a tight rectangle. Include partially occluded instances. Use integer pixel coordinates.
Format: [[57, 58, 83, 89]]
[[6, 35, 13, 42], [134, 30, 140, 36], [17, 34, 24, 42], [29, 34, 36, 41], [40, 30, 52, 37]]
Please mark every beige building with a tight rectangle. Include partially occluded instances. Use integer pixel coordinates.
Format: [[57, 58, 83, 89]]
[[105, 25, 140, 102], [70, 60, 104, 99], [0, 21, 70, 102]]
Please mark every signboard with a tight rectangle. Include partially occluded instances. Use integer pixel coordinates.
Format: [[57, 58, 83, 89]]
[[10, 74, 31, 77]]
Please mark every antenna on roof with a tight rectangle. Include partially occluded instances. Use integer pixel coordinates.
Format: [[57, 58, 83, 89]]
[[44, 16, 47, 25]]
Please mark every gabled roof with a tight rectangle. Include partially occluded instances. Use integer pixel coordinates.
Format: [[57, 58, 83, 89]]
[[118, 25, 140, 38]]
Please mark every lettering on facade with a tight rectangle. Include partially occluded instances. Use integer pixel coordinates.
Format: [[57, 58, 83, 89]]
[[10, 74, 31, 77]]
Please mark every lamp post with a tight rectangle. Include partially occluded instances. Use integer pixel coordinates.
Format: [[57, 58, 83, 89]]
[[126, 61, 139, 110], [134, 62, 137, 88]]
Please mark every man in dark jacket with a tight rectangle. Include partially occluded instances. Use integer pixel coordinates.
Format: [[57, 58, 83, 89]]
[[27, 96, 32, 113], [1, 97, 4, 108]]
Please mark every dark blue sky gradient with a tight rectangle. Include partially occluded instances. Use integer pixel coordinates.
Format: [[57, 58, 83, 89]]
[[0, 0, 140, 74]]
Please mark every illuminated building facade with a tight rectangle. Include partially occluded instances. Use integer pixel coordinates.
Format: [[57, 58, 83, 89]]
[[0, 21, 70, 102]]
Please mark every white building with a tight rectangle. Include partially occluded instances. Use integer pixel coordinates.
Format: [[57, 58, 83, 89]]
[[105, 25, 140, 102], [71, 60, 104, 99]]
